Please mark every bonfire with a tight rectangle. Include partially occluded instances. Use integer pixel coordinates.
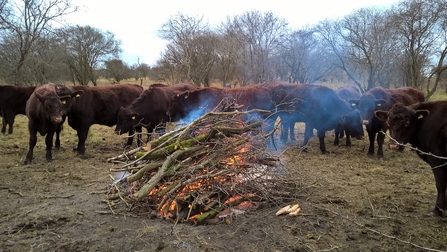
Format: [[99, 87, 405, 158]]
[[107, 106, 294, 225]]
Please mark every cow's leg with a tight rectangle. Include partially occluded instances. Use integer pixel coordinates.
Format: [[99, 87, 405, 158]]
[[45, 131, 55, 162], [345, 134, 352, 148], [24, 126, 37, 165], [1, 108, 6, 134], [126, 130, 134, 147], [301, 123, 314, 152], [317, 130, 329, 154], [4, 109, 14, 134], [432, 168, 447, 217], [367, 130, 375, 156], [1, 116, 6, 134], [55, 124, 62, 149], [376, 130, 385, 158], [75, 127, 89, 155], [289, 122, 296, 141], [334, 126, 341, 146]]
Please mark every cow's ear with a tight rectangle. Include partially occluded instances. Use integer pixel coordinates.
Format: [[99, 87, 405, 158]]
[[375, 99, 387, 108], [60, 96, 71, 105], [349, 99, 359, 107], [415, 110, 430, 120], [131, 113, 139, 120], [374, 110, 388, 121]]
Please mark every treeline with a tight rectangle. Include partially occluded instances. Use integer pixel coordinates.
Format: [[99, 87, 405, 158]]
[[0, 0, 446, 99]]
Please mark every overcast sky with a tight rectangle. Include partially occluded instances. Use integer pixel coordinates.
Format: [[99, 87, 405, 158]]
[[67, 0, 400, 66]]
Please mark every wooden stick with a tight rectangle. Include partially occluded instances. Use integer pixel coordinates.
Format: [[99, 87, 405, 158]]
[[133, 146, 202, 201]]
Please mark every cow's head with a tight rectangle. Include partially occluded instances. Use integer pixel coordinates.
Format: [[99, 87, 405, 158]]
[[350, 94, 386, 125], [375, 103, 429, 149], [55, 85, 83, 115], [115, 106, 139, 135], [342, 109, 364, 140], [35, 92, 65, 124], [168, 90, 204, 122]]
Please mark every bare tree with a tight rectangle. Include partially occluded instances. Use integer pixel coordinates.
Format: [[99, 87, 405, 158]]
[[425, 16, 447, 98], [318, 8, 399, 92], [105, 59, 131, 83], [278, 27, 336, 84], [391, 0, 447, 97], [224, 11, 288, 85], [0, 0, 78, 85], [59, 25, 121, 85], [158, 13, 217, 86], [131, 60, 151, 86]]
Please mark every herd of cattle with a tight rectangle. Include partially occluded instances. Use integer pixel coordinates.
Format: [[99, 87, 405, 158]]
[[0, 82, 446, 217]]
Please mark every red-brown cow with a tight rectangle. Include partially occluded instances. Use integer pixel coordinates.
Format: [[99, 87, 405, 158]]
[[351, 86, 425, 158], [24, 84, 82, 164], [334, 85, 362, 147], [115, 83, 198, 141], [167, 85, 275, 128], [375, 101, 447, 217], [0, 85, 36, 134], [263, 82, 364, 154], [67, 84, 143, 156]]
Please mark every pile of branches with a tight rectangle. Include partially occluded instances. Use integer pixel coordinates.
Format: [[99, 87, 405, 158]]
[[107, 109, 293, 225]]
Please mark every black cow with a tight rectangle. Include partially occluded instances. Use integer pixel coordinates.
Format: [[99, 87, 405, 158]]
[[334, 85, 362, 147], [375, 102, 447, 217], [67, 84, 143, 156], [115, 83, 198, 141], [24, 84, 82, 164], [351, 86, 425, 158], [263, 82, 364, 154], [0, 85, 36, 134]]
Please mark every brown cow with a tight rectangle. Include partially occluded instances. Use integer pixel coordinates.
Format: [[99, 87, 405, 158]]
[[334, 85, 362, 147], [167, 85, 275, 128], [115, 83, 198, 141], [0, 85, 36, 134], [24, 84, 83, 164], [263, 82, 364, 154], [375, 101, 447, 217], [351, 86, 425, 158], [67, 84, 143, 156]]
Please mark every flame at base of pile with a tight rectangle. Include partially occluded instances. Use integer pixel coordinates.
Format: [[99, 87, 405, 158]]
[[108, 109, 291, 225]]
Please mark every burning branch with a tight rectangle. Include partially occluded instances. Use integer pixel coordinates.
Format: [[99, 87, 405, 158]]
[[108, 109, 293, 224]]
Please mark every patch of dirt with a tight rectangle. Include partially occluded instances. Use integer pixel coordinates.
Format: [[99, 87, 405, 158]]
[[1, 116, 447, 252]]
